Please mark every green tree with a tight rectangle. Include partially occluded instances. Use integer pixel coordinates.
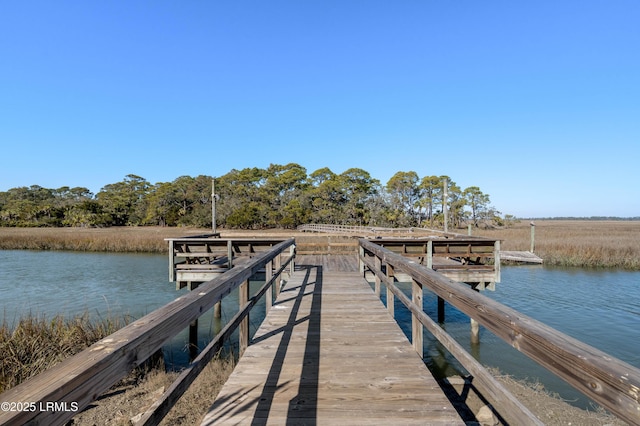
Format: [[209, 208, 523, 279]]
[[144, 182, 180, 226], [419, 176, 444, 228], [62, 200, 110, 227], [307, 168, 345, 224], [464, 186, 491, 227], [386, 171, 422, 227], [216, 167, 268, 228], [185, 175, 215, 227], [96, 174, 150, 226], [339, 168, 379, 225], [263, 163, 309, 228]]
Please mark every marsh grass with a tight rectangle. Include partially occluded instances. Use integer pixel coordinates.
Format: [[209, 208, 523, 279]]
[[0, 227, 209, 252], [0, 312, 130, 393], [1, 221, 638, 267], [472, 220, 640, 269]]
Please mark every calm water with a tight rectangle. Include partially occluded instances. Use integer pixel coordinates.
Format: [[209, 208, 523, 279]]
[[0, 250, 266, 368], [1, 250, 638, 409]]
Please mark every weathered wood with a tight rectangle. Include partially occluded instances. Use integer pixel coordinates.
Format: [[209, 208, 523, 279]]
[[265, 259, 273, 312], [370, 237, 500, 285], [374, 255, 381, 296], [0, 239, 295, 426], [201, 268, 464, 425], [134, 256, 294, 425], [239, 279, 249, 356], [360, 239, 640, 425], [411, 278, 423, 358], [166, 238, 286, 285], [360, 254, 543, 426], [386, 263, 395, 317], [500, 250, 543, 264], [296, 254, 359, 272]]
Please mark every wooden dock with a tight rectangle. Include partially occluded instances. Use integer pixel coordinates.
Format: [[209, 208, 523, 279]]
[[201, 266, 464, 425], [4, 236, 640, 425], [500, 250, 543, 264]]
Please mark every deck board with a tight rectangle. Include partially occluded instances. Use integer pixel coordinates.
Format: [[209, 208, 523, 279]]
[[201, 266, 463, 425], [501, 250, 543, 264]]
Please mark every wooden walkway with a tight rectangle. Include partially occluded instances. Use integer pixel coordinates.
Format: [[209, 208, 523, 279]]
[[201, 266, 464, 425], [500, 250, 543, 264]]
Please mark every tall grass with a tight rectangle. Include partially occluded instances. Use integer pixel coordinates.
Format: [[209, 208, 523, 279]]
[[0, 312, 130, 393], [0, 227, 209, 252], [1, 222, 639, 268], [473, 220, 640, 269]]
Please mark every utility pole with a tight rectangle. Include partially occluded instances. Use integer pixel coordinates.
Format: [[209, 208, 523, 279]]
[[212, 179, 217, 234], [443, 177, 448, 233]]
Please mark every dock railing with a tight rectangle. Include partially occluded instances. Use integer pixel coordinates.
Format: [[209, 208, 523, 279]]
[[166, 236, 287, 288], [0, 239, 295, 426], [298, 223, 460, 236], [359, 238, 640, 425]]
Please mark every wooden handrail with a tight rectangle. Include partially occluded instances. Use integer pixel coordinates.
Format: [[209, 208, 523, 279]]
[[134, 253, 294, 425], [297, 223, 451, 235], [359, 239, 640, 425], [0, 239, 295, 426]]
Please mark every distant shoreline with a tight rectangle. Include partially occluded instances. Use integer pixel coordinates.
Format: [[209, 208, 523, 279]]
[[1, 220, 639, 269]]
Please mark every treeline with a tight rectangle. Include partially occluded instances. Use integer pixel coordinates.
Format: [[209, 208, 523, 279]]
[[0, 164, 510, 229]]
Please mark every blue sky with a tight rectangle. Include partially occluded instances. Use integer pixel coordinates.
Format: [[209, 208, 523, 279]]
[[1, 1, 638, 218]]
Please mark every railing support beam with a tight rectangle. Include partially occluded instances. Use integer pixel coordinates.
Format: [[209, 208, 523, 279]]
[[412, 278, 423, 358]]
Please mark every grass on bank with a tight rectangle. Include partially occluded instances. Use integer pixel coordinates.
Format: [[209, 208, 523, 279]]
[[0, 312, 236, 425], [1, 220, 639, 269], [0, 226, 197, 253], [0, 312, 129, 393], [473, 220, 640, 269]]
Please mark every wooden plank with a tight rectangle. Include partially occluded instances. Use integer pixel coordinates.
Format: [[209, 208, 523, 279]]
[[201, 269, 464, 425], [500, 250, 543, 264]]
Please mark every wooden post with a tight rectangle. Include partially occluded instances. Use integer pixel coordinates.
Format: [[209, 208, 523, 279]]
[[471, 287, 481, 343], [289, 245, 295, 275], [374, 255, 381, 297], [227, 240, 233, 269], [239, 279, 249, 356], [386, 263, 395, 317], [412, 278, 423, 358], [427, 240, 433, 269], [265, 259, 273, 312], [471, 318, 480, 344], [468, 224, 472, 236], [359, 246, 365, 276], [494, 240, 501, 283], [437, 297, 445, 323], [213, 301, 221, 319], [530, 221, 536, 253], [168, 240, 175, 283], [275, 254, 282, 297], [188, 282, 199, 361]]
